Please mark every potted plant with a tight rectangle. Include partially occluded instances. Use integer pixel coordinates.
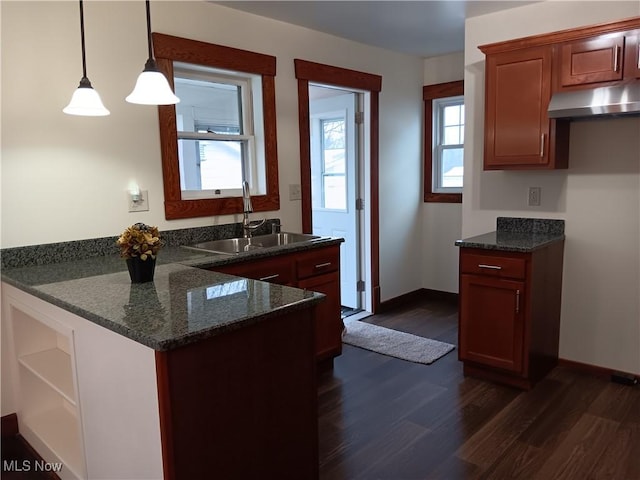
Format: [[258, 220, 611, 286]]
[[116, 223, 162, 283]]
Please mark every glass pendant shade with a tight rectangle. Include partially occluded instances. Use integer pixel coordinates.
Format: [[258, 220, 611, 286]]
[[126, 1, 180, 106], [64, 0, 109, 116], [64, 77, 110, 116], [126, 59, 180, 105]]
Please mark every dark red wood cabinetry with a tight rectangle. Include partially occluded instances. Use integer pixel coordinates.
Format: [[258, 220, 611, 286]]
[[481, 46, 569, 170], [479, 17, 639, 171], [559, 34, 625, 87], [624, 33, 640, 79], [211, 244, 342, 362], [458, 242, 564, 389]]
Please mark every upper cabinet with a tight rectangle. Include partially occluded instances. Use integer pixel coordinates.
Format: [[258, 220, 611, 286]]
[[558, 34, 625, 88], [479, 17, 640, 171], [624, 33, 640, 79], [483, 45, 569, 170]]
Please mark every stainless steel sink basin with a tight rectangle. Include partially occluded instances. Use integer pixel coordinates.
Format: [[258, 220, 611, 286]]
[[184, 232, 322, 255]]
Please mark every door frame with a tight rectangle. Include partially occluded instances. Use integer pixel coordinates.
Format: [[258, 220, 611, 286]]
[[294, 59, 382, 313]]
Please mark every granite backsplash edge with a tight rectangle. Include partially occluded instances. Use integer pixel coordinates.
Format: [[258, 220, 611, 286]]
[[0, 219, 279, 269]]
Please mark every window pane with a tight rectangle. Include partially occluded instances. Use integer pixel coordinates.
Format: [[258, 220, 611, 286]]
[[175, 77, 242, 135], [179, 139, 243, 190], [444, 126, 461, 145], [323, 175, 346, 210], [440, 148, 464, 188], [443, 105, 461, 126]]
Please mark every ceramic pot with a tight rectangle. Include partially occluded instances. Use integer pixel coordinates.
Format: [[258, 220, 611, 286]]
[[126, 256, 156, 283]]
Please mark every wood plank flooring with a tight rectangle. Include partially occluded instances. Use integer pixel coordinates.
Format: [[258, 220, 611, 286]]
[[318, 294, 640, 480]]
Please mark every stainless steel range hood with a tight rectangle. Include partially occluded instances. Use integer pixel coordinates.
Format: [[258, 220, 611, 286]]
[[548, 82, 640, 119]]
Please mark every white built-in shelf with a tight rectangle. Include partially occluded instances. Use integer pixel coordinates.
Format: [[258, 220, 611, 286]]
[[18, 348, 76, 405], [23, 406, 84, 479]]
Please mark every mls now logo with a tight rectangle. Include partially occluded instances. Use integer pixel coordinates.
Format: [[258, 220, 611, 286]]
[[3, 460, 63, 472]]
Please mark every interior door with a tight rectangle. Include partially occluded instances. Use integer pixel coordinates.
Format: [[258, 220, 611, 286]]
[[310, 90, 359, 310]]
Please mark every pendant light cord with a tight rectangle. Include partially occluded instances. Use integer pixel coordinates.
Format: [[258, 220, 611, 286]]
[[145, 0, 153, 60], [79, 0, 88, 80]]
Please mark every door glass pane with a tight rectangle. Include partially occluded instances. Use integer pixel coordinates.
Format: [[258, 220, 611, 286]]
[[322, 119, 346, 174], [323, 176, 346, 210]]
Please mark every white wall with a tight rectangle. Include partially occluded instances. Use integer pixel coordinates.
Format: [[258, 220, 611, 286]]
[[0, 1, 424, 302], [422, 52, 464, 293], [465, 1, 640, 374]]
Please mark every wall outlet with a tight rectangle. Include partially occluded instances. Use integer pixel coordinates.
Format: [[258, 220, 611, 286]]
[[289, 184, 301, 201], [129, 190, 149, 212], [528, 187, 541, 207]]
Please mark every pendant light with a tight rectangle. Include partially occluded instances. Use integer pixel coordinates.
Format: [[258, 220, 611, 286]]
[[63, 0, 110, 116], [126, 0, 180, 105]]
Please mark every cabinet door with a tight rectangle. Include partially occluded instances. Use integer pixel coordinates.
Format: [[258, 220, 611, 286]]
[[560, 35, 625, 87], [484, 46, 564, 169], [459, 274, 525, 373], [298, 271, 342, 361], [624, 33, 640, 79]]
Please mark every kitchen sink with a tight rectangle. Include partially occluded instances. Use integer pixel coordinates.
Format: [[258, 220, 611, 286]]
[[184, 232, 322, 255]]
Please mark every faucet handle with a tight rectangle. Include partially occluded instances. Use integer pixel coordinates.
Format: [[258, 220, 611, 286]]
[[271, 221, 281, 234]]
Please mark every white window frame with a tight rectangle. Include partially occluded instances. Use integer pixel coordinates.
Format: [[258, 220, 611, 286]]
[[432, 95, 464, 195], [174, 63, 265, 200]]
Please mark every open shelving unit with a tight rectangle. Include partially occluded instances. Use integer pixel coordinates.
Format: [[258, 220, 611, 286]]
[[10, 301, 86, 480]]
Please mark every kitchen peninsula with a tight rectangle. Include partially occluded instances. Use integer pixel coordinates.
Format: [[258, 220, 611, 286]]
[[1, 233, 342, 480]]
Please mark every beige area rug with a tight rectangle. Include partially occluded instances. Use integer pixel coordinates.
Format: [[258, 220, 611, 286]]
[[342, 318, 455, 365]]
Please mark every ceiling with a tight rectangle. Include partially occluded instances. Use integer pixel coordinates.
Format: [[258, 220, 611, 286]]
[[215, 1, 538, 58]]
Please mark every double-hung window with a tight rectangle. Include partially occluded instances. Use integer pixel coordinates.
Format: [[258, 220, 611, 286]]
[[423, 80, 464, 203], [174, 63, 265, 200]]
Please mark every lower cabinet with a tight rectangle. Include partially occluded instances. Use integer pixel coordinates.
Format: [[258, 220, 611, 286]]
[[458, 242, 564, 389], [210, 244, 343, 362]]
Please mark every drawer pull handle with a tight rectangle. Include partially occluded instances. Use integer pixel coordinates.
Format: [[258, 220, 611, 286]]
[[478, 264, 502, 270], [540, 134, 545, 158], [613, 45, 620, 72], [516, 289, 521, 313], [259, 274, 280, 281], [315, 262, 332, 269]]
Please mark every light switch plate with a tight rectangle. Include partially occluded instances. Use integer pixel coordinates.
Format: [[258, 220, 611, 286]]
[[528, 187, 541, 207], [289, 184, 301, 201]]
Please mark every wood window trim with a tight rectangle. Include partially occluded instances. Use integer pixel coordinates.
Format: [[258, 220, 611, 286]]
[[423, 80, 463, 204], [153, 33, 280, 220], [294, 59, 383, 312]]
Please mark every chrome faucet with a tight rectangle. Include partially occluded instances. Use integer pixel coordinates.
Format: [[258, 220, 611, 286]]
[[241, 181, 265, 238]]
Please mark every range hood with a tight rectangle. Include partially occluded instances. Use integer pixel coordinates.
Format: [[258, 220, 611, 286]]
[[548, 82, 640, 119]]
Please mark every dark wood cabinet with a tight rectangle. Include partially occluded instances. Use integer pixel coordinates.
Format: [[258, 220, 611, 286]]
[[458, 243, 564, 389], [481, 45, 569, 170], [479, 17, 639, 171], [210, 244, 342, 362], [624, 33, 640, 79], [558, 34, 625, 87]]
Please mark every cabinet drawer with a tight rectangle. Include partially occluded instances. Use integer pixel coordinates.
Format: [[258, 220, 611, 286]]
[[296, 248, 339, 279], [460, 253, 526, 279], [212, 258, 293, 285]]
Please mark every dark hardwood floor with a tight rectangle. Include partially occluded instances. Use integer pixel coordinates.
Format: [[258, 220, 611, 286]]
[[318, 295, 640, 480]]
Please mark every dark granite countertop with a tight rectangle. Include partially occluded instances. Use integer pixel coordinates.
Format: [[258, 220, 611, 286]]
[[1, 236, 342, 351], [455, 217, 565, 252]]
